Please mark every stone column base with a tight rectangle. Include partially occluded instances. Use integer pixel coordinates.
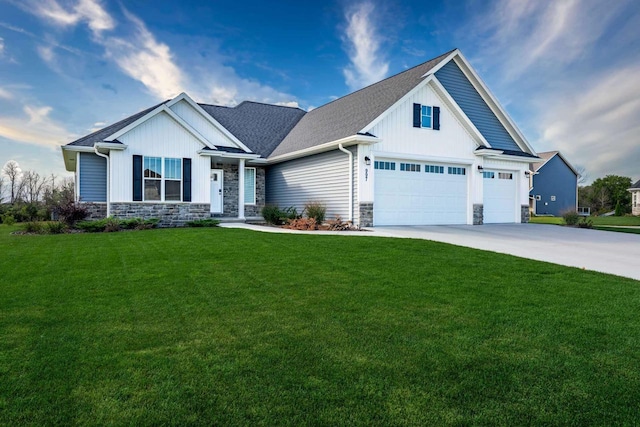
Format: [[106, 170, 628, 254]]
[[521, 205, 530, 223], [473, 204, 483, 225], [358, 202, 373, 227]]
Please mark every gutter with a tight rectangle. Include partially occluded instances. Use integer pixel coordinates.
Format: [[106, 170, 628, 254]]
[[93, 146, 111, 217], [337, 143, 353, 222]]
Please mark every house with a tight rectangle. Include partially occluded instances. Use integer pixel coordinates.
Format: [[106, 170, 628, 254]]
[[528, 151, 578, 216], [630, 180, 640, 216], [61, 49, 540, 227]]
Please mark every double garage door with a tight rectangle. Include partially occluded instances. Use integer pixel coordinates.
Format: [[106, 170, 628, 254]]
[[374, 159, 468, 225]]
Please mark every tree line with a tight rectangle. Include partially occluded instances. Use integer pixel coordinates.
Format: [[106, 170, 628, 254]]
[[578, 175, 633, 216], [0, 160, 74, 223]]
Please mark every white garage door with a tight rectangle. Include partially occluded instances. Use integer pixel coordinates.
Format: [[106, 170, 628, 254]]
[[483, 171, 517, 223], [374, 159, 468, 225]]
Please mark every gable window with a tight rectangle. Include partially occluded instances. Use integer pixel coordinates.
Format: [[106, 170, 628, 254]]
[[413, 103, 440, 130], [448, 167, 466, 175], [244, 168, 256, 205], [142, 156, 182, 201]]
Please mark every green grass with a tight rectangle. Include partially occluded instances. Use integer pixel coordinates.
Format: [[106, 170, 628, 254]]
[[531, 215, 640, 226], [2, 225, 640, 425], [594, 226, 640, 234]]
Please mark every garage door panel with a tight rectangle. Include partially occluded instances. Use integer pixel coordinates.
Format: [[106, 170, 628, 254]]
[[483, 171, 516, 223], [374, 159, 468, 226]]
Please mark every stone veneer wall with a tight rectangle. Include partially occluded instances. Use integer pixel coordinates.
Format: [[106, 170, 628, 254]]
[[214, 163, 266, 218], [359, 203, 373, 227], [110, 203, 210, 227], [473, 204, 483, 225], [521, 205, 530, 223], [81, 202, 107, 220]]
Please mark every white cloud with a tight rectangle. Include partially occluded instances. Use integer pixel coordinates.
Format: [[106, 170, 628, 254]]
[[76, 0, 115, 34], [0, 37, 4, 55], [275, 101, 300, 108], [538, 64, 640, 181], [29, 0, 114, 35], [0, 88, 12, 100], [0, 104, 75, 148], [37, 45, 55, 64], [342, 2, 389, 91]]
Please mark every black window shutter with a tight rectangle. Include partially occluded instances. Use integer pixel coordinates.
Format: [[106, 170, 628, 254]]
[[413, 103, 421, 128], [133, 155, 142, 201], [433, 106, 440, 130], [183, 158, 192, 202]]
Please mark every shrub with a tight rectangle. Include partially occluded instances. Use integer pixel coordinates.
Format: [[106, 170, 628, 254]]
[[577, 217, 593, 229], [2, 214, 16, 226], [76, 219, 107, 233], [282, 206, 300, 221], [304, 201, 326, 223], [562, 210, 579, 226], [615, 201, 624, 216], [142, 218, 159, 229], [120, 218, 143, 230], [22, 221, 44, 234], [284, 217, 317, 230], [56, 200, 88, 226], [185, 219, 220, 227], [104, 217, 121, 232], [46, 221, 67, 234], [262, 205, 283, 225]]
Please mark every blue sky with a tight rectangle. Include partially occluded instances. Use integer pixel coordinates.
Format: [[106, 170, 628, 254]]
[[1, 0, 639, 185]]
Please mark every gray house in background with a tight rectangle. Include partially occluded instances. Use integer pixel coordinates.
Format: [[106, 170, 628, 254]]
[[529, 151, 578, 216]]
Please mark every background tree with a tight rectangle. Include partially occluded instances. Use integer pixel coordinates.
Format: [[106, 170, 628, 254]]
[[2, 160, 22, 204], [591, 175, 632, 215], [575, 165, 589, 186], [21, 171, 48, 204], [0, 176, 4, 203]]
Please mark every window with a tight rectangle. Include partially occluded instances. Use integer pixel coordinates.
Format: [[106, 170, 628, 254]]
[[143, 156, 182, 201], [144, 157, 162, 200], [244, 168, 256, 205], [374, 161, 395, 170], [421, 105, 432, 128], [483, 171, 495, 179], [535, 195, 541, 201], [498, 172, 513, 180], [425, 165, 444, 174], [400, 163, 421, 172], [164, 158, 182, 201], [550, 195, 556, 202], [448, 167, 466, 175]]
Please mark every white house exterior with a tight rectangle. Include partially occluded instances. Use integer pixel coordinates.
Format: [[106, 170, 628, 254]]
[[61, 49, 540, 227], [630, 180, 640, 216]]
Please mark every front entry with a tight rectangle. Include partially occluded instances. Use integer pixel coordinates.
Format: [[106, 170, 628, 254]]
[[210, 169, 223, 214]]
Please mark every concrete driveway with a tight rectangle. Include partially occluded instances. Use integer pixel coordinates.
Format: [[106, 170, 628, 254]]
[[374, 224, 640, 281]]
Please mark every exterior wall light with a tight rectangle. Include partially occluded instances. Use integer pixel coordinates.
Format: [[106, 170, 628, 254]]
[[477, 165, 484, 172], [364, 156, 371, 166], [524, 171, 531, 177]]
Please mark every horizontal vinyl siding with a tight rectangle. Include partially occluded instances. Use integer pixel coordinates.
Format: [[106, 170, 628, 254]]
[[435, 61, 521, 152], [266, 149, 351, 220], [532, 155, 577, 216], [79, 152, 107, 202]]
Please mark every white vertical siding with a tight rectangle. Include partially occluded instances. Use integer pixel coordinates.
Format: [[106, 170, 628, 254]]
[[169, 99, 239, 148], [110, 112, 210, 203], [266, 149, 351, 220]]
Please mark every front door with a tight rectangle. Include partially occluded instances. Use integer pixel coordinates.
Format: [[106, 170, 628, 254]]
[[210, 169, 223, 213]]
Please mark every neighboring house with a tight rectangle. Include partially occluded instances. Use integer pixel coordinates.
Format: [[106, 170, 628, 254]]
[[630, 180, 640, 216], [529, 151, 578, 216], [61, 48, 540, 227]]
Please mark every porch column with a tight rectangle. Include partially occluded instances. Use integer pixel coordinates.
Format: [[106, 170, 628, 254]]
[[238, 158, 245, 220]]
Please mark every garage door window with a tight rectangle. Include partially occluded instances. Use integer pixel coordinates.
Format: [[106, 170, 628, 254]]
[[425, 165, 444, 174], [498, 172, 513, 180], [400, 163, 421, 172], [483, 171, 495, 179], [374, 161, 396, 170], [448, 167, 466, 175]]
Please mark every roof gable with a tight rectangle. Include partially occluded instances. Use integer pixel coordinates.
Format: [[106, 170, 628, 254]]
[[533, 151, 578, 175], [269, 49, 455, 158]]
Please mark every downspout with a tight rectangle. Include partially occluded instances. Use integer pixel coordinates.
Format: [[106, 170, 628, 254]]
[[338, 143, 353, 222], [94, 146, 110, 217]]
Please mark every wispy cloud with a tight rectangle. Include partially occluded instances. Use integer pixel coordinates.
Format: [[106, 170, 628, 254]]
[[342, 2, 389, 91], [28, 0, 114, 35], [0, 87, 13, 100], [0, 104, 75, 148], [0, 37, 4, 56]]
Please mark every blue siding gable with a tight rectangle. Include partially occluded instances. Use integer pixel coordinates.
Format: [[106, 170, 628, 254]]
[[435, 61, 522, 152], [79, 152, 107, 202], [531, 155, 577, 216]]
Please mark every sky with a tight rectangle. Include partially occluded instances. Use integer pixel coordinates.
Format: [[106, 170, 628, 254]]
[[0, 0, 639, 186]]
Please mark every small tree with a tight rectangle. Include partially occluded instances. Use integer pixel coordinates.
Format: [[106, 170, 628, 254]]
[[3, 160, 22, 204]]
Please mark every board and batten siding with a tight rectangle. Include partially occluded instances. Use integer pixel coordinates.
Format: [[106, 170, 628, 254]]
[[109, 111, 210, 203], [434, 60, 521, 152], [78, 152, 107, 202], [266, 147, 356, 221], [169, 99, 239, 149]]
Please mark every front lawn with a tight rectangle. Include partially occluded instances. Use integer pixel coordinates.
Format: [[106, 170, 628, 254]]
[[531, 215, 640, 226], [1, 225, 640, 424]]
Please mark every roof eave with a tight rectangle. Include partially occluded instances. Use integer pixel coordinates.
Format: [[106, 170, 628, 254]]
[[267, 134, 380, 165]]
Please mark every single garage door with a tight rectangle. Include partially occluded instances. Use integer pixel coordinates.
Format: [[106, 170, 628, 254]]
[[483, 170, 516, 223], [374, 159, 468, 225]]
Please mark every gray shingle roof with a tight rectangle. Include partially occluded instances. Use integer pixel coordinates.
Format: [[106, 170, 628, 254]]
[[200, 101, 306, 157], [631, 180, 640, 189], [66, 101, 168, 147], [531, 151, 558, 172], [269, 49, 456, 158]]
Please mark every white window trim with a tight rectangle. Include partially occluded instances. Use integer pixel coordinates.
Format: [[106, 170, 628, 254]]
[[143, 156, 183, 203], [244, 167, 256, 205]]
